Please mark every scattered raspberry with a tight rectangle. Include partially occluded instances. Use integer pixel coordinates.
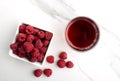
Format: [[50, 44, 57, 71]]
[[59, 51, 67, 59], [66, 61, 74, 68], [37, 31, 45, 38], [27, 35, 35, 42], [33, 69, 42, 77], [18, 53, 25, 58], [46, 55, 54, 64], [43, 68, 52, 77], [17, 33, 26, 42], [43, 40, 49, 46], [19, 24, 26, 33], [26, 25, 35, 34], [23, 42, 34, 53], [10, 43, 18, 51], [35, 40, 43, 49], [45, 32, 53, 40], [57, 60, 66, 68], [37, 53, 44, 62]]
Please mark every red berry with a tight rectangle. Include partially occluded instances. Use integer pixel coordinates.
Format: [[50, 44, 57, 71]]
[[43, 40, 49, 46], [37, 31, 45, 38], [59, 51, 67, 59], [26, 25, 35, 34], [46, 55, 54, 64], [18, 53, 25, 58], [10, 43, 18, 51], [40, 46, 47, 54], [33, 69, 42, 77], [23, 42, 34, 53], [27, 35, 35, 42], [17, 33, 26, 42], [45, 32, 53, 40], [66, 61, 74, 68], [35, 40, 43, 49], [19, 24, 26, 33], [57, 60, 66, 68], [43, 68, 52, 77], [29, 57, 37, 62], [37, 53, 44, 62]]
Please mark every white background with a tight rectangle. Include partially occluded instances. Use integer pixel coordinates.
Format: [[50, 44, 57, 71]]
[[0, 0, 120, 81]]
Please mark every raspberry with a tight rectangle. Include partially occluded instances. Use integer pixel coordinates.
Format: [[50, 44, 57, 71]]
[[10, 43, 18, 51], [35, 40, 43, 49], [59, 51, 67, 59], [18, 46, 25, 54], [45, 32, 53, 40], [18, 53, 25, 58], [43, 40, 49, 46], [29, 57, 37, 62], [12, 50, 18, 55], [26, 25, 35, 34], [37, 31, 45, 38], [40, 46, 47, 54], [46, 55, 54, 64], [19, 24, 26, 33], [43, 68, 52, 77], [37, 53, 44, 62], [27, 35, 35, 42], [23, 42, 34, 53], [34, 28, 39, 34], [66, 61, 74, 68], [17, 33, 26, 42], [57, 60, 66, 68], [31, 48, 39, 58], [33, 69, 42, 77]]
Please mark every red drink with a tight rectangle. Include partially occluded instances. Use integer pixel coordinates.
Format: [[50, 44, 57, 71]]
[[65, 17, 99, 51]]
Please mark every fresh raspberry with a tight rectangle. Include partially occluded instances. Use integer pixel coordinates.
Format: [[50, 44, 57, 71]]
[[18, 46, 25, 54], [35, 40, 43, 49], [23, 42, 34, 53], [18, 53, 25, 58], [66, 61, 74, 68], [46, 55, 54, 64], [29, 57, 37, 62], [45, 32, 53, 40], [40, 46, 47, 54], [10, 43, 18, 51], [33, 69, 42, 77], [17, 33, 26, 42], [43, 68, 52, 77], [27, 35, 35, 42], [31, 50, 39, 58], [43, 40, 49, 46], [25, 25, 35, 35], [37, 31, 45, 38], [57, 60, 66, 68], [59, 51, 67, 59], [12, 50, 18, 55], [34, 28, 39, 34], [19, 24, 26, 33], [37, 53, 44, 62]]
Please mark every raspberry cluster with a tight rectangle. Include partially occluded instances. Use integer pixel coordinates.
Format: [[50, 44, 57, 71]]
[[10, 23, 53, 63]]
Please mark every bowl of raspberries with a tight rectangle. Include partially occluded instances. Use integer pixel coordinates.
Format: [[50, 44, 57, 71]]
[[9, 23, 53, 67]]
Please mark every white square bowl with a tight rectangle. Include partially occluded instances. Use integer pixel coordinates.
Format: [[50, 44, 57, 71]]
[[9, 23, 53, 67]]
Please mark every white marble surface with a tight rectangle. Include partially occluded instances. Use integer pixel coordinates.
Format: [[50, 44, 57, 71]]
[[0, 0, 120, 81]]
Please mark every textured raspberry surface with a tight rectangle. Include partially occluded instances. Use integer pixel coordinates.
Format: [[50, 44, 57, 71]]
[[45, 32, 53, 40], [66, 61, 74, 68], [34, 69, 42, 77], [35, 40, 43, 49], [17, 33, 26, 42], [26, 25, 35, 35], [37, 31, 45, 38], [18, 53, 25, 58], [57, 59, 66, 68], [23, 42, 34, 53], [10, 43, 18, 51], [43, 40, 49, 46], [37, 53, 44, 62], [59, 51, 67, 59], [27, 35, 35, 42], [46, 55, 54, 64], [19, 24, 26, 33], [43, 68, 52, 77], [40, 46, 47, 54]]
